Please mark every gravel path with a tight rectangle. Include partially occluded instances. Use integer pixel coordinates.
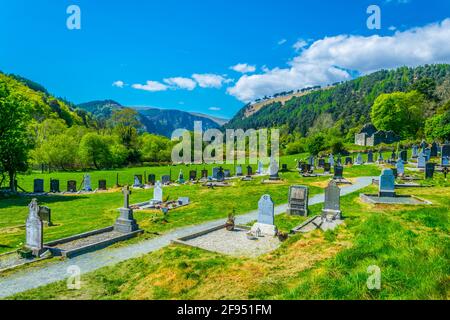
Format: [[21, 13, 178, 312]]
[[0, 177, 373, 298]]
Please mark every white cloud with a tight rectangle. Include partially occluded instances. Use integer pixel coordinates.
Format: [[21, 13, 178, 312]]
[[112, 80, 125, 88], [192, 73, 232, 88], [278, 39, 287, 45], [388, 26, 397, 31], [228, 19, 450, 102], [132, 80, 169, 92], [293, 39, 308, 51], [163, 77, 197, 90], [230, 63, 256, 74], [208, 107, 221, 111]]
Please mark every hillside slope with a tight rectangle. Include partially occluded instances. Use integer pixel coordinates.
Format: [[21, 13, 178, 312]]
[[225, 64, 450, 136]]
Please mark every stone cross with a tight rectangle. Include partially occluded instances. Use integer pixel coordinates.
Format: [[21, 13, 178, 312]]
[[122, 186, 131, 208]]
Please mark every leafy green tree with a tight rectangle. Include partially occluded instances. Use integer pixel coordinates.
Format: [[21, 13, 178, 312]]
[[425, 100, 450, 141], [371, 91, 425, 138], [0, 85, 32, 191], [110, 109, 141, 163], [307, 134, 326, 156], [79, 133, 112, 169]]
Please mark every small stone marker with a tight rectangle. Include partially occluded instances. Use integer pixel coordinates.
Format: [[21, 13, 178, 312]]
[[153, 181, 163, 203], [133, 175, 143, 187], [417, 153, 426, 168], [329, 154, 335, 167], [379, 169, 396, 197], [425, 163, 435, 179], [345, 157, 352, 165], [25, 199, 44, 257], [287, 186, 309, 216], [178, 197, 190, 206], [399, 150, 407, 163], [308, 156, 315, 167], [442, 144, 450, 158], [50, 179, 60, 193], [212, 167, 219, 179], [430, 142, 438, 157], [367, 150, 374, 163], [377, 151, 384, 163], [236, 165, 243, 176], [412, 145, 419, 159], [189, 170, 197, 181], [318, 158, 325, 168], [33, 179, 44, 193], [217, 167, 225, 182], [98, 180, 107, 191], [224, 169, 231, 178], [67, 180, 77, 192], [323, 163, 331, 173], [247, 166, 253, 176], [257, 161, 264, 174], [251, 194, 277, 236], [269, 156, 279, 180], [38, 206, 53, 226], [177, 170, 185, 184], [355, 153, 363, 165], [442, 156, 450, 166], [201, 169, 208, 179], [82, 174, 92, 192], [114, 186, 139, 233], [281, 164, 288, 172]]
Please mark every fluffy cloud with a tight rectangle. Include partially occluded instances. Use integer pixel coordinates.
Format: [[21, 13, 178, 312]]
[[192, 73, 232, 88], [163, 77, 197, 90], [230, 63, 256, 74], [112, 80, 125, 88], [293, 39, 308, 51], [277, 39, 287, 45], [132, 80, 168, 92], [228, 19, 450, 102], [208, 107, 221, 111]]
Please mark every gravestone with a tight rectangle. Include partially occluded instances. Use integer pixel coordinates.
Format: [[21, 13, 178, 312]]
[[336, 155, 342, 166], [161, 175, 171, 185], [355, 153, 363, 165], [287, 186, 309, 216], [442, 156, 450, 166], [114, 186, 139, 233], [322, 181, 341, 220], [216, 167, 225, 182], [257, 161, 264, 174], [424, 148, 431, 161], [379, 169, 395, 197], [148, 174, 156, 185], [442, 144, 450, 158], [98, 180, 107, 191], [189, 170, 197, 181], [212, 167, 219, 179], [367, 150, 374, 163], [421, 140, 427, 152], [177, 170, 185, 184], [345, 157, 352, 165], [308, 156, 315, 167], [251, 195, 277, 236], [246, 166, 253, 176], [201, 169, 208, 179], [411, 145, 419, 159], [425, 163, 435, 179], [396, 159, 405, 176], [399, 150, 407, 163], [318, 158, 325, 168], [333, 166, 344, 179], [430, 142, 438, 157], [67, 180, 77, 192], [236, 165, 243, 176], [269, 156, 279, 180], [33, 179, 44, 193], [329, 154, 335, 167], [390, 151, 397, 161], [38, 206, 53, 226], [177, 197, 190, 206], [152, 181, 163, 203], [50, 179, 60, 193], [281, 164, 288, 172], [82, 174, 92, 192], [25, 199, 44, 257], [224, 169, 231, 178], [417, 153, 426, 169], [133, 175, 143, 188], [323, 163, 331, 173]]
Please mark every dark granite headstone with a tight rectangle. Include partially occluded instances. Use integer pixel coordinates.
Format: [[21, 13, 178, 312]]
[[318, 158, 325, 168], [323, 163, 331, 173], [333, 166, 344, 179], [161, 175, 171, 185], [33, 179, 44, 193], [247, 166, 253, 176], [442, 144, 450, 158], [217, 167, 225, 182], [430, 142, 438, 157], [38, 206, 53, 226], [148, 174, 156, 185], [224, 169, 231, 178], [425, 163, 435, 179], [98, 180, 107, 191], [201, 169, 208, 179], [322, 181, 341, 218], [67, 180, 77, 192], [287, 186, 309, 216], [281, 164, 288, 172], [189, 170, 197, 181], [400, 150, 407, 162], [345, 157, 352, 165], [367, 151, 374, 163], [50, 179, 60, 193]]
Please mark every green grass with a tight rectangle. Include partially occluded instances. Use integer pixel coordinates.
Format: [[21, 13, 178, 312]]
[[8, 182, 448, 300]]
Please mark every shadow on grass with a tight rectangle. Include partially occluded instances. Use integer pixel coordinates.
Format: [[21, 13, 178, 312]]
[[0, 194, 90, 210]]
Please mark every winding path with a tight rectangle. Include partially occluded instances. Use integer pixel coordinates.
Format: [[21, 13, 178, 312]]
[[0, 176, 373, 298]]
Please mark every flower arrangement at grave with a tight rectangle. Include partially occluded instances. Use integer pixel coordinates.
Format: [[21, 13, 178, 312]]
[[276, 231, 289, 242], [225, 210, 236, 231]]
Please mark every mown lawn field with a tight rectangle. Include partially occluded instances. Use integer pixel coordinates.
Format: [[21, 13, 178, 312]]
[[8, 183, 448, 300]]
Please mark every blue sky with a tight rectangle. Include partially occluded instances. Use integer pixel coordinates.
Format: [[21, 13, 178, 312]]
[[1, 0, 449, 119]]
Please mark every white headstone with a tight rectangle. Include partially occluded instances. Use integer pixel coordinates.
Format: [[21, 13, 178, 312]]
[[269, 156, 279, 177], [251, 195, 277, 236], [25, 199, 43, 255], [83, 174, 92, 191], [153, 181, 163, 203]]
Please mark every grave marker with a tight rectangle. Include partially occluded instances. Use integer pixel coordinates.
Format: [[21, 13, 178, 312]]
[[425, 163, 435, 179], [114, 186, 139, 233], [287, 186, 309, 216], [50, 179, 60, 193], [25, 199, 44, 256], [98, 180, 107, 191], [33, 179, 44, 193], [322, 181, 341, 219], [67, 180, 77, 192], [251, 195, 277, 236], [379, 169, 395, 197]]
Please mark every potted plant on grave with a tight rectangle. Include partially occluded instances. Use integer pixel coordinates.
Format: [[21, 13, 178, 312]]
[[277, 231, 289, 242], [225, 210, 236, 231]]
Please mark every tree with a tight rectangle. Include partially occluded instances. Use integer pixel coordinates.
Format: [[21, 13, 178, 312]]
[[79, 133, 112, 169], [0, 85, 32, 191], [424, 100, 450, 141], [307, 134, 326, 156], [110, 109, 142, 163], [371, 91, 425, 139]]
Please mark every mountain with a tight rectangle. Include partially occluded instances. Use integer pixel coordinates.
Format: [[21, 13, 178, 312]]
[[0, 72, 92, 127], [76, 101, 223, 137], [189, 112, 229, 126], [225, 64, 450, 136]]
